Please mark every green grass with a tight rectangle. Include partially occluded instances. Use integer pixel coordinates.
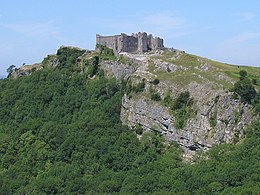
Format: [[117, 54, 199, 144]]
[[151, 52, 260, 91]]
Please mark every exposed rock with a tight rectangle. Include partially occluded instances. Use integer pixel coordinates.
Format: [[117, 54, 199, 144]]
[[121, 86, 253, 154], [118, 54, 252, 158], [42, 54, 59, 68], [11, 63, 42, 79], [101, 61, 136, 80], [153, 59, 179, 72]]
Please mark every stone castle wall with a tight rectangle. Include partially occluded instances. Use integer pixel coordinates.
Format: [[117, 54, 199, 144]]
[[96, 32, 164, 54], [96, 35, 118, 54]]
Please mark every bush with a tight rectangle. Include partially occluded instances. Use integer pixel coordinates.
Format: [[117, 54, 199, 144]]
[[134, 124, 143, 135], [134, 81, 145, 93], [172, 91, 191, 110], [84, 56, 100, 77], [57, 47, 86, 70], [151, 79, 160, 85], [151, 92, 161, 101], [124, 80, 145, 98], [171, 91, 194, 129], [149, 86, 161, 101], [252, 78, 258, 85], [252, 93, 260, 114], [163, 90, 172, 106], [96, 44, 116, 61], [234, 78, 256, 103], [210, 111, 217, 127], [239, 70, 247, 79]]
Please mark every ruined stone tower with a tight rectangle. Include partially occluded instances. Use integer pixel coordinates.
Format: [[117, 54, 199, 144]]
[[96, 32, 164, 54]]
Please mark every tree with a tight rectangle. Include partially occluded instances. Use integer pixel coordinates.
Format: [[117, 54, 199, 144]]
[[234, 78, 256, 103], [252, 78, 258, 85], [239, 70, 247, 79], [6, 65, 16, 76]]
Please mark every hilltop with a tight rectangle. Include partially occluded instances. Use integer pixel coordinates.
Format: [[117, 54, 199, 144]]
[[1, 43, 260, 194]]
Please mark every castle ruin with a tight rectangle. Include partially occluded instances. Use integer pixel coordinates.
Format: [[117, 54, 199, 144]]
[[96, 32, 164, 54]]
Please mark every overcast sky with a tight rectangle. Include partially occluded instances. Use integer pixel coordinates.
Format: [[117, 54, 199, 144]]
[[1, 0, 260, 75]]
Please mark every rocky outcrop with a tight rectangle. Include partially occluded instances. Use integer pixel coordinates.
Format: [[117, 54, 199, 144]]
[[42, 54, 59, 68], [11, 63, 42, 79], [101, 61, 136, 80], [114, 51, 257, 156], [121, 91, 252, 155]]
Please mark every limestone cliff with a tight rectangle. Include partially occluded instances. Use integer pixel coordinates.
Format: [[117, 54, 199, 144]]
[[121, 91, 252, 157], [115, 50, 259, 157]]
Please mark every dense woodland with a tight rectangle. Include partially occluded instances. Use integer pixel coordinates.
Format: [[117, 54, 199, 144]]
[[0, 47, 260, 194]]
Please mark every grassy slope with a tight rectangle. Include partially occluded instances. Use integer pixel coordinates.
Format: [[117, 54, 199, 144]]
[[150, 51, 260, 91]]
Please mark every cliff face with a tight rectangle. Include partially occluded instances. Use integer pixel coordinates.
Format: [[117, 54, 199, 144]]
[[114, 50, 257, 156], [121, 92, 252, 156]]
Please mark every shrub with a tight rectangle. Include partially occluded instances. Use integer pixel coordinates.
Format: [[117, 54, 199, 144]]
[[151, 92, 161, 101], [252, 79, 258, 85], [234, 78, 256, 103], [239, 70, 247, 79], [172, 91, 191, 110], [163, 90, 172, 106], [124, 80, 145, 98], [57, 47, 86, 70], [134, 124, 143, 135], [151, 79, 160, 85], [171, 91, 194, 129], [149, 86, 161, 101], [252, 93, 260, 114], [96, 44, 116, 61], [209, 111, 217, 128], [134, 81, 145, 93]]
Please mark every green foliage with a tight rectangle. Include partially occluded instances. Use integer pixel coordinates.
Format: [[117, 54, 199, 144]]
[[233, 70, 257, 103], [133, 81, 145, 93], [56, 47, 86, 72], [96, 44, 116, 61], [149, 86, 161, 101], [252, 93, 260, 114], [172, 91, 191, 110], [251, 78, 258, 85], [239, 69, 247, 78], [163, 90, 172, 106], [209, 110, 217, 128], [6, 64, 15, 76], [134, 124, 143, 135], [171, 91, 194, 129], [125, 80, 145, 97], [234, 78, 256, 103], [151, 78, 160, 85], [84, 56, 100, 77], [162, 91, 194, 129], [118, 55, 134, 65]]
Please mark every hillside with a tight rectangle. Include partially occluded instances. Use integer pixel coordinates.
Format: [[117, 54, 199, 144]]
[[98, 48, 260, 158], [1, 45, 260, 194]]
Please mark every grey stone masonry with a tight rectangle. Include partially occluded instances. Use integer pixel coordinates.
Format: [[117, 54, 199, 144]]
[[96, 32, 164, 54]]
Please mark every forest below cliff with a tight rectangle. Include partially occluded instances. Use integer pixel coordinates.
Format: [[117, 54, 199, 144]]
[[0, 47, 260, 194]]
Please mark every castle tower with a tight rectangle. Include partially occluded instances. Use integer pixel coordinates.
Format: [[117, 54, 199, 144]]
[[137, 32, 148, 53]]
